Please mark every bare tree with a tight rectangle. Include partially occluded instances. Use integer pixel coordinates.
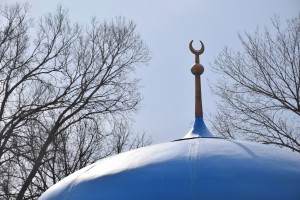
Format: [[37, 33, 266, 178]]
[[210, 14, 300, 153], [0, 3, 150, 199]]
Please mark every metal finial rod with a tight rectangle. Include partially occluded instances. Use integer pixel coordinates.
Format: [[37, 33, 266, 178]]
[[189, 40, 205, 117]]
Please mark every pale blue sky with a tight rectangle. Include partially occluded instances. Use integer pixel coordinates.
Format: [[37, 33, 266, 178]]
[[3, 0, 300, 143]]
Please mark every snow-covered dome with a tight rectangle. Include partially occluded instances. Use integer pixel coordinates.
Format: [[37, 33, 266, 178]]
[[39, 41, 300, 199], [39, 117, 300, 200]]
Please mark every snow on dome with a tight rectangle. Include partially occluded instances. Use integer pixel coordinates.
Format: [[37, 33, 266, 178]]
[[39, 137, 300, 200]]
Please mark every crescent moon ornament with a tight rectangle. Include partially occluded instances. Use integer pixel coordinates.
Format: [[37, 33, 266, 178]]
[[189, 40, 205, 64], [189, 40, 205, 55]]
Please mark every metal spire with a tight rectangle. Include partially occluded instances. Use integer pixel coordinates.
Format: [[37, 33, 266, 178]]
[[189, 40, 205, 117], [182, 40, 214, 138]]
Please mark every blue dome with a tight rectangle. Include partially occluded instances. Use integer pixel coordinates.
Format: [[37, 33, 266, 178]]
[[40, 135, 300, 200]]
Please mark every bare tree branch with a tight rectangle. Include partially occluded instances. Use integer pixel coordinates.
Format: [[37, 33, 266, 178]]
[[0, 3, 151, 199], [210, 14, 300, 153]]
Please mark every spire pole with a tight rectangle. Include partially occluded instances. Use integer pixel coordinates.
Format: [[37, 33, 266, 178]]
[[183, 40, 214, 138], [189, 40, 205, 117]]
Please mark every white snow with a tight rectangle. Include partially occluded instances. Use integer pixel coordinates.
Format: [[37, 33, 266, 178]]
[[40, 137, 300, 200]]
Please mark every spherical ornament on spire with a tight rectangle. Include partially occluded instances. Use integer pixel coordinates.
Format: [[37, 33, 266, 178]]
[[191, 63, 204, 76]]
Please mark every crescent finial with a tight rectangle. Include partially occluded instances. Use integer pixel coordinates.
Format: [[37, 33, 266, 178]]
[[189, 40, 205, 55], [189, 40, 205, 118], [189, 40, 205, 64]]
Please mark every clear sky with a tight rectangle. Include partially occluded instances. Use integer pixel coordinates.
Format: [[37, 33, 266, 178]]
[[3, 0, 300, 143]]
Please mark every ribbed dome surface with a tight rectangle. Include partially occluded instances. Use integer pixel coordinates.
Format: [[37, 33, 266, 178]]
[[40, 137, 300, 200]]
